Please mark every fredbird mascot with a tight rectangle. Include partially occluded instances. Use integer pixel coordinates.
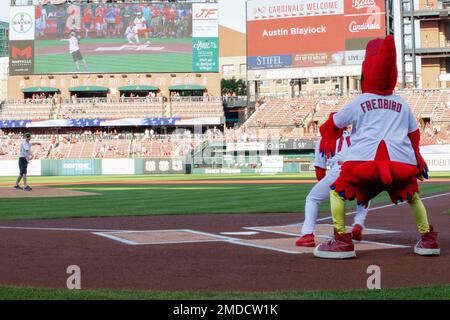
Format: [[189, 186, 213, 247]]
[[313, 35, 440, 259]]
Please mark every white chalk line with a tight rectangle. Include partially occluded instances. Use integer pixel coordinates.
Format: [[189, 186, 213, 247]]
[[0, 192, 447, 254]]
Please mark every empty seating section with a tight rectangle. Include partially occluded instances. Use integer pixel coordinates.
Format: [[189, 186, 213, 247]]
[[245, 90, 449, 129], [170, 101, 224, 118], [0, 97, 225, 121], [245, 97, 318, 127], [59, 99, 165, 119], [400, 90, 450, 122], [0, 102, 53, 120]]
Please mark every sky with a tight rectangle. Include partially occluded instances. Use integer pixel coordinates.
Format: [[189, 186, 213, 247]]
[[0, 0, 247, 32], [0, 1, 10, 23]]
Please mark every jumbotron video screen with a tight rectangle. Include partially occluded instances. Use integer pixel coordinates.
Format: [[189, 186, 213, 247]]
[[9, 1, 219, 75]]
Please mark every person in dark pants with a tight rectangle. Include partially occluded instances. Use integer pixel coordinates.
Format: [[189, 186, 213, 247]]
[[14, 133, 41, 191], [56, 7, 66, 39]]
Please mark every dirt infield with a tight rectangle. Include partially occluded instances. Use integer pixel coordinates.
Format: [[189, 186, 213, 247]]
[[0, 187, 98, 198], [0, 190, 448, 292]]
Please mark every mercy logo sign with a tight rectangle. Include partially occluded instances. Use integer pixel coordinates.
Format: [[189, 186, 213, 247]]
[[12, 12, 33, 34], [12, 45, 32, 59], [9, 41, 34, 75]]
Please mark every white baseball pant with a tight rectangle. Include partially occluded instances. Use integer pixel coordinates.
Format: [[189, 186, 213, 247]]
[[301, 168, 370, 235]]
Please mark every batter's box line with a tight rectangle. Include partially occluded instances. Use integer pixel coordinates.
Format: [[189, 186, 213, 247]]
[[93, 229, 304, 254], [245, 223, 401, 234], [93, 229, 235, 246], [184, 230, 303, 254], [243, 226, 409, 249]]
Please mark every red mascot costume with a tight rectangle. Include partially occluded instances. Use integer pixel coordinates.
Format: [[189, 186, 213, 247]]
[[313, 35, 440, 259]]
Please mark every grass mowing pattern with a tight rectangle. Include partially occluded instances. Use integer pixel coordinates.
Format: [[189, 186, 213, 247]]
[[1, 171, 448, 184], [0, 285, 448, 300], [0, 180, 449, 220], [0, 173, 317, 184], [35, 53, 192, 74], [34, 37, 193, 73]]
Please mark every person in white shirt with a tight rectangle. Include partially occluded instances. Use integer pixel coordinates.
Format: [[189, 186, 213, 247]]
[[134, 12, 151, 44], [14, 133, 41, 191], [69, 31, 88, 71], [296, 130, 370, 247], [125, 22, 140, 45]]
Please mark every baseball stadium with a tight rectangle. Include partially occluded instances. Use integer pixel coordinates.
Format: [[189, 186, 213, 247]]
[[0, 0, 449, 304]]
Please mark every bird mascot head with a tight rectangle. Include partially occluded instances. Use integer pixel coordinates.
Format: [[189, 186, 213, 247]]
[[361, 35, 397, 96]]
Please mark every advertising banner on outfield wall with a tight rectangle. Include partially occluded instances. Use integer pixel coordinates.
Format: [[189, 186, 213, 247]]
[[261, 155, 284, 174], [421, 144, 450, 171], [246, 0, 386, 80], [142, 158, 185, 175], [41, 159, 101, 176], [102, 159, 135, 175], [423, 154, 450, 172], [0, 160, 41, 177]]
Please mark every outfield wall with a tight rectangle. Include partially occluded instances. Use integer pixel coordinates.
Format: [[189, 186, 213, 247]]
[[0, 157, 307, 176], [0, 158, 187, 177], [1, 149, 449, 176]]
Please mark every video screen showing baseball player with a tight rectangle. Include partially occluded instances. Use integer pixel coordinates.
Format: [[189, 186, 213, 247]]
[[65, 30, 88, 72], [296, 130, 371, 248], [34, 2, 194, 74], [314, 35, 440, 259]]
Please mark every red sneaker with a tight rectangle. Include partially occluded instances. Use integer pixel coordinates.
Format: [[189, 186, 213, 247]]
[[414, 225, 440, 256], [313, 230, 356, 259], [295, 233, 315, 247], [352, 224, 364, 241]]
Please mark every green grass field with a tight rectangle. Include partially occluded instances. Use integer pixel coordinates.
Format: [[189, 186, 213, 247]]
[[34, 38, 193, 73], [0, 285, 448, 300], [1, 173, 449, 220], [1, 173, 449, 300]]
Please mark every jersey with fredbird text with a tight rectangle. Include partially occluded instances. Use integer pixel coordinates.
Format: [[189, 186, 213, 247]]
[[332, 93, 418, 165]]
